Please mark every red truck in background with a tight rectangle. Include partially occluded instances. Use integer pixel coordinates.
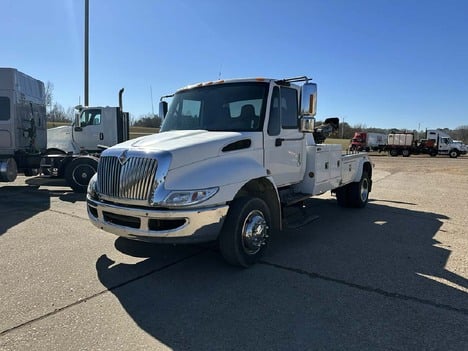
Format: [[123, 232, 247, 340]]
[[349, 132, 387, 152]]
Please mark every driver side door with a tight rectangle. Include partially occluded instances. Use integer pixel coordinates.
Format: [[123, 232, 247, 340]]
[[263, 86, 305, 187]]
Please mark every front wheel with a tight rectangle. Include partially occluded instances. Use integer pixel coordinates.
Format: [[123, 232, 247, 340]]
[[65, 156, 98, 193], [449, 149, 459, 158], [219, 197, 271, 267]]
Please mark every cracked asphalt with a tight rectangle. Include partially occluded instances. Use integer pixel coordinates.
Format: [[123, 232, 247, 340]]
[[0, 155, 467, 350]]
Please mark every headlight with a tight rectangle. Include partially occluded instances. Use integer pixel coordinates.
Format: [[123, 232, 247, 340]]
[[87, 173, 98, 199], [162, 187, 218, 207]]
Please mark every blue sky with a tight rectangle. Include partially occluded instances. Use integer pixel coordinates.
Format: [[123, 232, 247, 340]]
[[1, 0, 467, 130]]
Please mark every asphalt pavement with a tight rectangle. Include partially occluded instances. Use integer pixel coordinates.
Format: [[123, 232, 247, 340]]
[[0, 156, 467, 350]]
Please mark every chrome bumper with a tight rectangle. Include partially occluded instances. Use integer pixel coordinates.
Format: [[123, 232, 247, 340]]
[[87, 196, 229, 244]]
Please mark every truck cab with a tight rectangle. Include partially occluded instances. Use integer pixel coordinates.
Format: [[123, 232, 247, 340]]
[[426, 130, 464, 158], [46, 105, 128, 155], [0, 68, 47, 181], [87, 76, 372, 267]]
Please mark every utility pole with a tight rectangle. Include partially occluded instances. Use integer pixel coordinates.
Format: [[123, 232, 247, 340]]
[[150, 85, 154, 116], [84, 0, 89, 106], [341, 117, 345, 138]]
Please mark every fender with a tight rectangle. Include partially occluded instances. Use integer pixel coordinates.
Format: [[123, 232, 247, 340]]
[[351, 156, 372, 181], [164, 152, 267, 204], [46, 125, 80, 154], [351, 156, 373, 189], [165, 152, 266, 189]]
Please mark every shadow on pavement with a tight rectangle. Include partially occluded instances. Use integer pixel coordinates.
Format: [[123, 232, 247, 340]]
[[0, 178, 85, 236], [95, 200, 467, 349]]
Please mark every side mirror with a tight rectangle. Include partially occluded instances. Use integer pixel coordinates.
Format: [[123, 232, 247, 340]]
[[300, 83, 317, 116], [159, 101, 168, 119], [74, 113, 81, 131], [324, 117, 339, 131], [300, 115, 315, 133]]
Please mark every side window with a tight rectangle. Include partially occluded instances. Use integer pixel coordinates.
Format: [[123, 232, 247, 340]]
[[0, 97, 10, 121], [80, 109, 101, 127], [268, 87, 280, 136], [280, 87, 298, 129]]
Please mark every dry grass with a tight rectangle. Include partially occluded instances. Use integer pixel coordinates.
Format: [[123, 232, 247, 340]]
[[324, 138, 350, 150]]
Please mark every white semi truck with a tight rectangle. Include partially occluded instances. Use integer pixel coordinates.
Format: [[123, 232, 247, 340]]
[[0, 68, 129, 191], [87, 76, 373, 267], [385, 129, 466, 158]]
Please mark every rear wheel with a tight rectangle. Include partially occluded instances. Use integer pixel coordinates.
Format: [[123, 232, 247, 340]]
[[389, 149, 398, 157], [65, 157, 98, 192], [347, 171, 370, 208], [335, 186, 350, 207], [219, 197, 271, 267]]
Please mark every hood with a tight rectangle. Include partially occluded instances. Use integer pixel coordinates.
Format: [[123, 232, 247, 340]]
[[108, 130, 259, 169], [46, 125, 79, 153]]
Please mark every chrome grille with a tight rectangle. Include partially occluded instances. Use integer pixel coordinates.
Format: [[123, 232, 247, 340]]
[[97, 156, 158, 200]]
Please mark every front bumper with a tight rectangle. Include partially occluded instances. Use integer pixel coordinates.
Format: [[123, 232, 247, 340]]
[[87, 196, 229, 244]]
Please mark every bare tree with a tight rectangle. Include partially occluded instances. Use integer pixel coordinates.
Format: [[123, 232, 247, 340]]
[[45, 81, 54, 113], [134, 114, 162, 128], [48, 103, 71, 123]]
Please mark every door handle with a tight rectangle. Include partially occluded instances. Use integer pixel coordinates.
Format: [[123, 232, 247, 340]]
[[275, 138, 284, 147], [99, 132, 104, 140]]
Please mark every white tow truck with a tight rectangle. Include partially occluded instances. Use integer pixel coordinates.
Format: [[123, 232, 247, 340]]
[[87, 76, 373, 267]]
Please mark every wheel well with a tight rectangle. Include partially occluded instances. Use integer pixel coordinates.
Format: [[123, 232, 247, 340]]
[[234, 177, 282, 231], [45, 148, 67, 155]]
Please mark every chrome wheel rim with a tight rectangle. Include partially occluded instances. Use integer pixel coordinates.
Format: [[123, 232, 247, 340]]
[[241, 210, 269, 255], [360, 178, 369, 202]]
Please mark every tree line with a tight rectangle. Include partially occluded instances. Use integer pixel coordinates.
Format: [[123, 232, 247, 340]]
[[44, 82, 467, 142], [318, 120, 468, 143]]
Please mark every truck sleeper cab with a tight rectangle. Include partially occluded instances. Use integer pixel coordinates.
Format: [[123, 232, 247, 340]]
[[87, 77, 372, 267]]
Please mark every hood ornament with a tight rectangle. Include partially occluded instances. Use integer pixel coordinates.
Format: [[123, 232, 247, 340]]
[[118, 150, 129, 165]]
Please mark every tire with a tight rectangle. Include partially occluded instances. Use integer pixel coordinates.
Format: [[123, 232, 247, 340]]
[[389, 149, 398, 157], [449, 149, 459, 158], [219, 197, 271, 267], [24, 168, 39, 176], [429, 150, 437, 157], [402, 149, 410, 157], [347, 171, 370, 208], [335, 186, 349, 207], [65, 157, 98, 193]]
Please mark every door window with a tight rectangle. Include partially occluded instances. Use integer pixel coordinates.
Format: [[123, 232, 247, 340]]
[[280, 87, 299, 129], [80, 109, 101, 127], [267, 87, 280, 136], [267, 86, 299, 134]]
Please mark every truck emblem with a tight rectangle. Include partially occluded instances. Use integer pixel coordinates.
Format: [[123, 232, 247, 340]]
[[118, 150, 129, 165]]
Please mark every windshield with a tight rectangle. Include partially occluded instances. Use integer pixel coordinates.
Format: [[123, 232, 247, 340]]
[[160, 82, 269, 132]]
